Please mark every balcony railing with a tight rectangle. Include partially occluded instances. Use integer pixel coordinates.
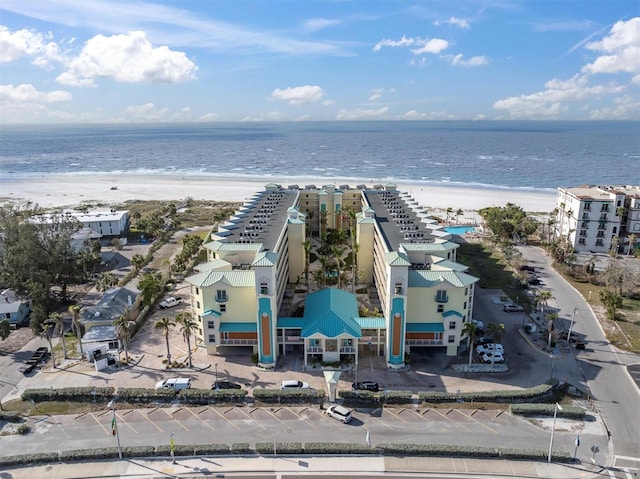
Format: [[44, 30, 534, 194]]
[[219, 339, 257, 345], [435, 294, 448, 304], [216, 294, 229, 303], [307, 346, 323, 353], [406, 339, 443, 346], [340, 347, 356, 353]]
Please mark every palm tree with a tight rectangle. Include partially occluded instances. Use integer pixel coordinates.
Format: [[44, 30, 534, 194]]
[[176, 312, 198, 368], [486, 322, 505, 345], [446, 207, 453, 225], [113, 314, 136, 363], [303, 239, 312, 290], [546, 312, 558, 350], [461, 322, 477, 365], [609, 236, 619, 258], [40, 322, 57, 368], [599, 289, 623, 321], [155, 316, 176, 363], [131, 253, 146, 273], [68, 304, 84, 359], [628, 233, 637, 256], [47, 312, 68, 359], [97, 272, 119, 292], [534, 290, 554, 319], [455, 208, 464, 224], [132, 211, 142, 228]]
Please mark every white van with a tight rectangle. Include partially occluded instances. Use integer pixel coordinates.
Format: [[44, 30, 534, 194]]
[[155, 377, 192, 391]]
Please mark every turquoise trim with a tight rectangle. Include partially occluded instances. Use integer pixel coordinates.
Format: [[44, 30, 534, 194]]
[[219, 322, 257, 332], [406, 323, 444, 332]]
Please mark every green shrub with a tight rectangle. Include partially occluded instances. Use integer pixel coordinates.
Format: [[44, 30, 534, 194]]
[[0, 452, 59, 467], [252, 388, 325, 404], [255, 442, 303, 455], [303, 442, 375, 454], [16, 424, 31, 435], [59, 447, 120, 461], [21, 387, 115, 403], [0, 411, 23, 422], [231, 443, 250, 454], [116, 387, 176, 403], [378, 443, 499, 458], [178, 388, 247, 405], [509, 403, 585, 419], [419, 382, 556, 404]]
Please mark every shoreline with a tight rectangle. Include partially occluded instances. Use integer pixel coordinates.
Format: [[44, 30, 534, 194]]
[[2, 173, 557, 214]]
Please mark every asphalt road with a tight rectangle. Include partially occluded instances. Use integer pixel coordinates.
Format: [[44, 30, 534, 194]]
[[515, 245, 640, 461]]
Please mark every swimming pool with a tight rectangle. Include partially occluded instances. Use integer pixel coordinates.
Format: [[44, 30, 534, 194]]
[[444, 225, 476, 235]]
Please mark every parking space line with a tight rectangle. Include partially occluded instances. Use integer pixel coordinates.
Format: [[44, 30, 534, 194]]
[[286, 407, 318, 429], [187, 407, 217, 432], [387, 408, 422, 428], [211, 407, 241, 429], [366, 408, 394, 430], [90, 412, 110, 435], [460, 410, 499, 434], [116, 410, 137, 433], [429, 409, 473, 432], [141, 409, 164, 432], [169, 408, 190, 432], [261, 408, 295, 429]]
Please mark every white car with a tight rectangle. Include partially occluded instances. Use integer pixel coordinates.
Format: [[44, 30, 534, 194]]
[[480, 351, 505, 363], [326, 405, 353, 423], [471, 319, 485, 329], [159, 297, 183, 309], [476, 343, 504, 354], [280, 380, 310, 390]]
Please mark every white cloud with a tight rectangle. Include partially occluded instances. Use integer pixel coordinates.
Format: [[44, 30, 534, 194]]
[[588, 94, 640, 120], [302, 18, 342, 32], [531, 19, 596, 32], [123, 102, 193, 122], [434, 17, 470, 29], [369, 88, 384, 101], [373, 35, 414, 52], [0, 83, 71, 103], [57, 31, 197, 86], [493, 74, 624, 118], [271, 85, 326, 105], [198, 113, 218, 122], [401, 110, 456, 120], [0, 26, 63, 67], [411, 38, 449, 55], [322, 99, 336, 106], [581, 18, 640, 77], [443, 54, 488, 67], [335, 106, 389, 120]]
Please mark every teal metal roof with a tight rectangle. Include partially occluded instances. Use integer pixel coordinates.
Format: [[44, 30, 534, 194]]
[[301, 288, 362, 338], [253, 251, 277, 267], [355, 317, 386, 329], [431, 259, 468, 272], [194, 259, 231, 273], [442, 310, 463, 318], [202, 309, 222, 317], [219, 322, 257, 332], [277, 317, 306, 328], [408, 270, 478, 288], [385, 251, 411, 267], [406, 323, 444, 332], [204, 241, 262, 252], [401, 241, 459, 252], [186, 270, 255, 288]]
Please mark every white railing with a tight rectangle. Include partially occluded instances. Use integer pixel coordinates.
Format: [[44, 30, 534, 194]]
[[406, 339, 443, 346], [219, 339, 258, 345]]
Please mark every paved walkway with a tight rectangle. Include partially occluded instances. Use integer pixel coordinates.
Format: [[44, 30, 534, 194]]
[[1, 455, 613, 479]]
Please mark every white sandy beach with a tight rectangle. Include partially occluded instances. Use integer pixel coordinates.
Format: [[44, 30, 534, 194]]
[[2, 174, 557, 215]]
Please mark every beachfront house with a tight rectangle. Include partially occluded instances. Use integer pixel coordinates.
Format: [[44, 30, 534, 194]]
[[185, 183, 478, 369], [30, 210, 130, 240], [0, 289, 32, 328], [555, 185, 640, 254]]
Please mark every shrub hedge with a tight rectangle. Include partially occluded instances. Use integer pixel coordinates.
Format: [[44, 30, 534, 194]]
[[255, 442, 303, 455], [21, 387, 115, 403], [116, 387, 176, 403], [418, 381, 557, 404], [509, 403, 585, 419], [178, 388, 248, 405], [339, 390, 413, 404], [252, 388, 325, 404]]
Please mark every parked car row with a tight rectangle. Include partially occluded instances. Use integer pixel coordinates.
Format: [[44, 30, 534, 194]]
[[476, 343, 505, 363]]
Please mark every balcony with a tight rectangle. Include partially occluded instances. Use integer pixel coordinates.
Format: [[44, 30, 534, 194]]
[[215, 294, 229, 303], [435, 294, 448, 304], [406, 339, 443, 346], [308, 346, 323, 353], [340, 346, 356, 353], [219, 338, 258, 345]]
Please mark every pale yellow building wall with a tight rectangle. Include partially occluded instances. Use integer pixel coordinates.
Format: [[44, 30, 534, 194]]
[[287, 221, 305, 283], [356, 220, 375, 284]]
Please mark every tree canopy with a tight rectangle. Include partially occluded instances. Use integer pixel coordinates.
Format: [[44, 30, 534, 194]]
[[478, 203, 537, 242]]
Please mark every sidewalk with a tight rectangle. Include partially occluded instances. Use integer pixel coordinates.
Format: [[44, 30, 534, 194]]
[[2, 455, 608, 479]]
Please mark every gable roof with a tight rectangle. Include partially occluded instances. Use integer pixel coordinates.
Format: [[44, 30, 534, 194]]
[[186, 270, 255, 288], [301, 288, 362, 338], [408, 270, 479, 288]]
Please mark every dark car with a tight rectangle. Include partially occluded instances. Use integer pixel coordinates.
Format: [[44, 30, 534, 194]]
[[519, 265, 536, 272], [352, 381, 380, 392], [474, 336, 494, 345], [212, 381, 242, 390]]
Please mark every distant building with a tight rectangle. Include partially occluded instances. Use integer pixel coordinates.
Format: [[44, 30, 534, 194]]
[[555, 185, 640, 254], [185, 183, 478, 370], [0, 289, 31, 327], [31, 210, 130, 238]]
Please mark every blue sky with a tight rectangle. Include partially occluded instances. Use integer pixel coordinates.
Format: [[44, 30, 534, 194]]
[[1, 0, 639, 123]]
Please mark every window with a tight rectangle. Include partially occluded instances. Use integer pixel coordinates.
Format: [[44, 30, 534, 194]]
[[584, 202, 591, 211], [448, 335, 455, 343], [436, 290, 448, 303], [579, 230, 587, 237], [596, 239, 604, 246], [581, 221, 588, 228], [597, 231, 605, 238], [195, 287, 199, 295], [582, 213, 589, 220], [613, 227, 617, 234], [4, 313, 9, 319], [601, 204, 609, 212], [208, 334, 216, 343], [463, 301, 467, 309], [449, 321, 456, 330], [216, 290, 228, 302], [394, 283, 402, 294], [464, 288, 468, 296], [196, 301, 200, 308], [260, 282, 268, 295], [207, 321, 215, 329], [220, 304, 227, 312], [437, 304, 444, 313], [578, 238, 586, 245]]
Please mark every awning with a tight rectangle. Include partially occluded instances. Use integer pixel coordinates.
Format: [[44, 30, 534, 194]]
[[355, 317, 386, 329], [202, 309, 222, 317], [219, 322, 257, 333], [406, 323, 445, 333]]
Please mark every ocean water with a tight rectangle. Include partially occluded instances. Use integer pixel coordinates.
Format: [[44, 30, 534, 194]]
[[0, 121, 638, 192]]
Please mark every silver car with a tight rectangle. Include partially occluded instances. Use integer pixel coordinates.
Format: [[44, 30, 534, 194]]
[[326, 405, 353, 423]]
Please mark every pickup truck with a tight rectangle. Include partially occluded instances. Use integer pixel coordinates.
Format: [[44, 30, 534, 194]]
[[159, 297, 183, 309]]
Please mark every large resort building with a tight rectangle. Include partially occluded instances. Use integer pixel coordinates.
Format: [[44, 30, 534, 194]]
[[185, 183, 479, 370], [554, 185, 640, 254]]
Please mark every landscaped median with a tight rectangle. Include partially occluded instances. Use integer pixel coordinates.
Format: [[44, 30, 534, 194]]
[[0, 441, 573, 468]]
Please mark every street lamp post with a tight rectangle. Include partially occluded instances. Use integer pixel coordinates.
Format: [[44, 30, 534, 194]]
[[549, 353, 556, 380], [215, 363, 218, 384], [567, 308, 577, 343], [107, 399, 123, 460], [548, 402, 563, 463]]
